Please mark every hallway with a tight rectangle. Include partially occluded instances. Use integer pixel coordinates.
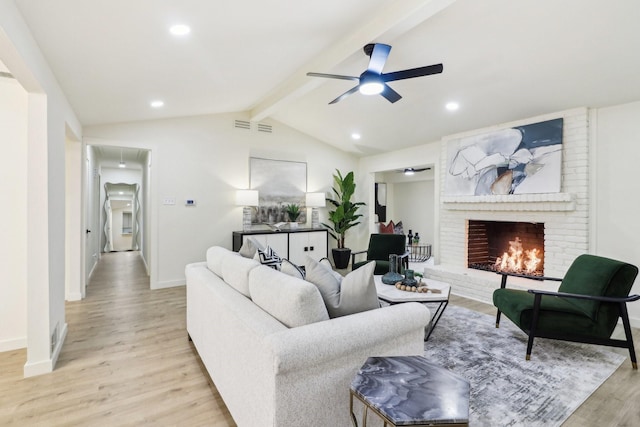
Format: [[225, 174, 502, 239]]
[[0, 251, 234, 426]]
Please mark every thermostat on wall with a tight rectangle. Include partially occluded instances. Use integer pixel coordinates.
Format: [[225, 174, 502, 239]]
[[185, 199, 196, 206]]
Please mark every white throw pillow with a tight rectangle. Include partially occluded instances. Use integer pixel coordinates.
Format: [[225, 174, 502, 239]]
[[304, 257, 379, 318], [239, 236, 264, 258], [280, 258, 305, 279]]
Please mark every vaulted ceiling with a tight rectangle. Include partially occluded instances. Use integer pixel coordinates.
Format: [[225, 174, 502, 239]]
[[14, 0, 640, 156]]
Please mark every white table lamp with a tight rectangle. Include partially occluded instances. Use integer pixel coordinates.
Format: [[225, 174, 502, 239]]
[[306, 192, 326, 229], [236, 190, 259, 231]]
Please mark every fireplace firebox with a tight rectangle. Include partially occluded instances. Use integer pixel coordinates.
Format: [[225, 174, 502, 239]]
[[467, 220, 544, 276]]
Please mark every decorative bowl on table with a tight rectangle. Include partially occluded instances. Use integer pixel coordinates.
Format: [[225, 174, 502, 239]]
[[381, 271, 404, 285]]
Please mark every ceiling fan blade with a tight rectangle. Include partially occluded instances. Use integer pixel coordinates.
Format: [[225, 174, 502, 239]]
[[367, 43, 391, 74], [328, 85, 360, 104], [380, 84, 402, 103], [382, 63, 443, 82], [306, 72, 359, 82]]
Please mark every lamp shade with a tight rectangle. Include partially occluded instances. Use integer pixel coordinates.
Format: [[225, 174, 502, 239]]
[[306, 192, 326, 208], [236, 190, 259, 206]]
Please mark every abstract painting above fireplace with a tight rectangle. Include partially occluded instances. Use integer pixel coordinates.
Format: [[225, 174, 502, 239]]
[[467, 220, 545, 277], [445, 118, 563, 196]]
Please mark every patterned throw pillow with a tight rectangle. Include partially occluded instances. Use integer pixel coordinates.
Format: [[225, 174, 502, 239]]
[[255, 245, 282, 270], [393, 220, 404, 235]]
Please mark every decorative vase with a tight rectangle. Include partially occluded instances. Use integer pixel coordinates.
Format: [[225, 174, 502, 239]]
[[402, 269, 417, 287], [382, 254, 404, 285]]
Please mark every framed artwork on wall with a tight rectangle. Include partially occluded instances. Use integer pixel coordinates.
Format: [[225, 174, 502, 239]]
[[445, 118, 563, 196], [250, 157, 307, 224]]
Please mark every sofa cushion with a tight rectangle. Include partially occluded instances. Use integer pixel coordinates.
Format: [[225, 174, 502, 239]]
[[238, 236, 264, 258], [221, 252, 261, 297], [305, 257, 380, 318], [207, 246, 239, 277], [249, 265, 329, 328]]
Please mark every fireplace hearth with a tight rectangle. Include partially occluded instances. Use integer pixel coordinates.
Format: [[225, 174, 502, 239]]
[[467, 220, 544, 276]]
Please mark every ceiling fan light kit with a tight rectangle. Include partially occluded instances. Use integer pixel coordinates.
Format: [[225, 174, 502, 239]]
[[307, 43, 443, 104]]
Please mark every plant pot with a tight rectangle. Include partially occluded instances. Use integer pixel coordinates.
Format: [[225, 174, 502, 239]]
[[289, 221, 298, 229], [332, 248, 352, 269]]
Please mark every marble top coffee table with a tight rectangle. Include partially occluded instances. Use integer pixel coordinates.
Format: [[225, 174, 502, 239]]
[[350, 356, 469, 426], [374, 275, 451, 340]]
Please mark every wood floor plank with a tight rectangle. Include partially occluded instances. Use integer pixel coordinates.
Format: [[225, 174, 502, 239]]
[[0, 252, 637, 426]]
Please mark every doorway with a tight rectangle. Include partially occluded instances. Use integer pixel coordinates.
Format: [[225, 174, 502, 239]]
[[103, 182, 140, 252]]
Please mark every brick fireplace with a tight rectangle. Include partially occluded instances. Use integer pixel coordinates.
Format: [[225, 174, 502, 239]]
[[425, 108, 590, 302], [467, 220, 545, 276]]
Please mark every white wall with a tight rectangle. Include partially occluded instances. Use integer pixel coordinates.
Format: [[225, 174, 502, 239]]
[[84, 113, 358, 288], [0, 69, 28, 352], [1, 0, 82, 376], [65, 133, 82, 301], [392, 180, 434, 244], [594, 100, 640, 321], [83, 145, 100, 283]]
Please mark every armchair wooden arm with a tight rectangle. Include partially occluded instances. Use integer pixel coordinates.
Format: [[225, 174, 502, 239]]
[[350, 250, 368, 267]]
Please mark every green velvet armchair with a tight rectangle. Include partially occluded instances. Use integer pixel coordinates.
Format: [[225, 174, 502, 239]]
[[351, 233, 409, 275], [493, 254, 639, 368]]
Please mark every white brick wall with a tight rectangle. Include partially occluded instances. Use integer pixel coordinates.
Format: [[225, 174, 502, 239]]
[[427, 108, 590, 303]]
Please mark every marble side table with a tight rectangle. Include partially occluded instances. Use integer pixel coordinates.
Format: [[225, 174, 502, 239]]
[[350, 356, 469, 426]]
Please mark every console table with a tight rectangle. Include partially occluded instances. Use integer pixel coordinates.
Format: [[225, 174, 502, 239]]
[[232, 228, 328, 265]]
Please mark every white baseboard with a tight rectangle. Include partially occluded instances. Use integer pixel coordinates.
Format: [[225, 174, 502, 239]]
[[23, 357, 53, 377], [0, 336, 27, 352], [23, 322, 68, 378], [151, 279, 185, 290], [66, 291, 82, 301]]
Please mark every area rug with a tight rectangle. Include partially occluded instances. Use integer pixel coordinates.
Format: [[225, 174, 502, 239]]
[[423, 305, 625, 427]]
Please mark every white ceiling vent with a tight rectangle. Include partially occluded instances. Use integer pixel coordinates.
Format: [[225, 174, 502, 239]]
[[234, 119, 251, 130], [257, 123, 272, 133]]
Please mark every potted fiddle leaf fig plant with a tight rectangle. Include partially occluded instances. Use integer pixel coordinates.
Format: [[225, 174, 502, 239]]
[[285, 203, 301, 229], [322, 169, 365, 269]]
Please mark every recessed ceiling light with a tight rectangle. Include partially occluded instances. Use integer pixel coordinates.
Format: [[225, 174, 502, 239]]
[[169, 24, 191, 36], [446, 102, 460, 111], [351, 133, 362, 140], [150, 100, 164, 108]]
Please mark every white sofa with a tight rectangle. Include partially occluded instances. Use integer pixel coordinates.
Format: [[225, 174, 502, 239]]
[[186, 246, 431, 427]]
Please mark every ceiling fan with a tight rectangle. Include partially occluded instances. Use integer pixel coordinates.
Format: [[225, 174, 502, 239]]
[[307, 43, 443, 104], [398, 167, 431, 175]]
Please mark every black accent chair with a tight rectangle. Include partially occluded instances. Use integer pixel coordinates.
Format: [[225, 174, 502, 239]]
[[493, 254, 639, 368], [351, 233, 409, 275]]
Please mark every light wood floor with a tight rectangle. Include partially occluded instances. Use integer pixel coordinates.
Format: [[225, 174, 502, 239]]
[[1, 252, 638, 426]]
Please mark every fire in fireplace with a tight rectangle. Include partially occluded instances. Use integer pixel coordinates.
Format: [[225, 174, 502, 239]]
[[467, 220, 544, 276]]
